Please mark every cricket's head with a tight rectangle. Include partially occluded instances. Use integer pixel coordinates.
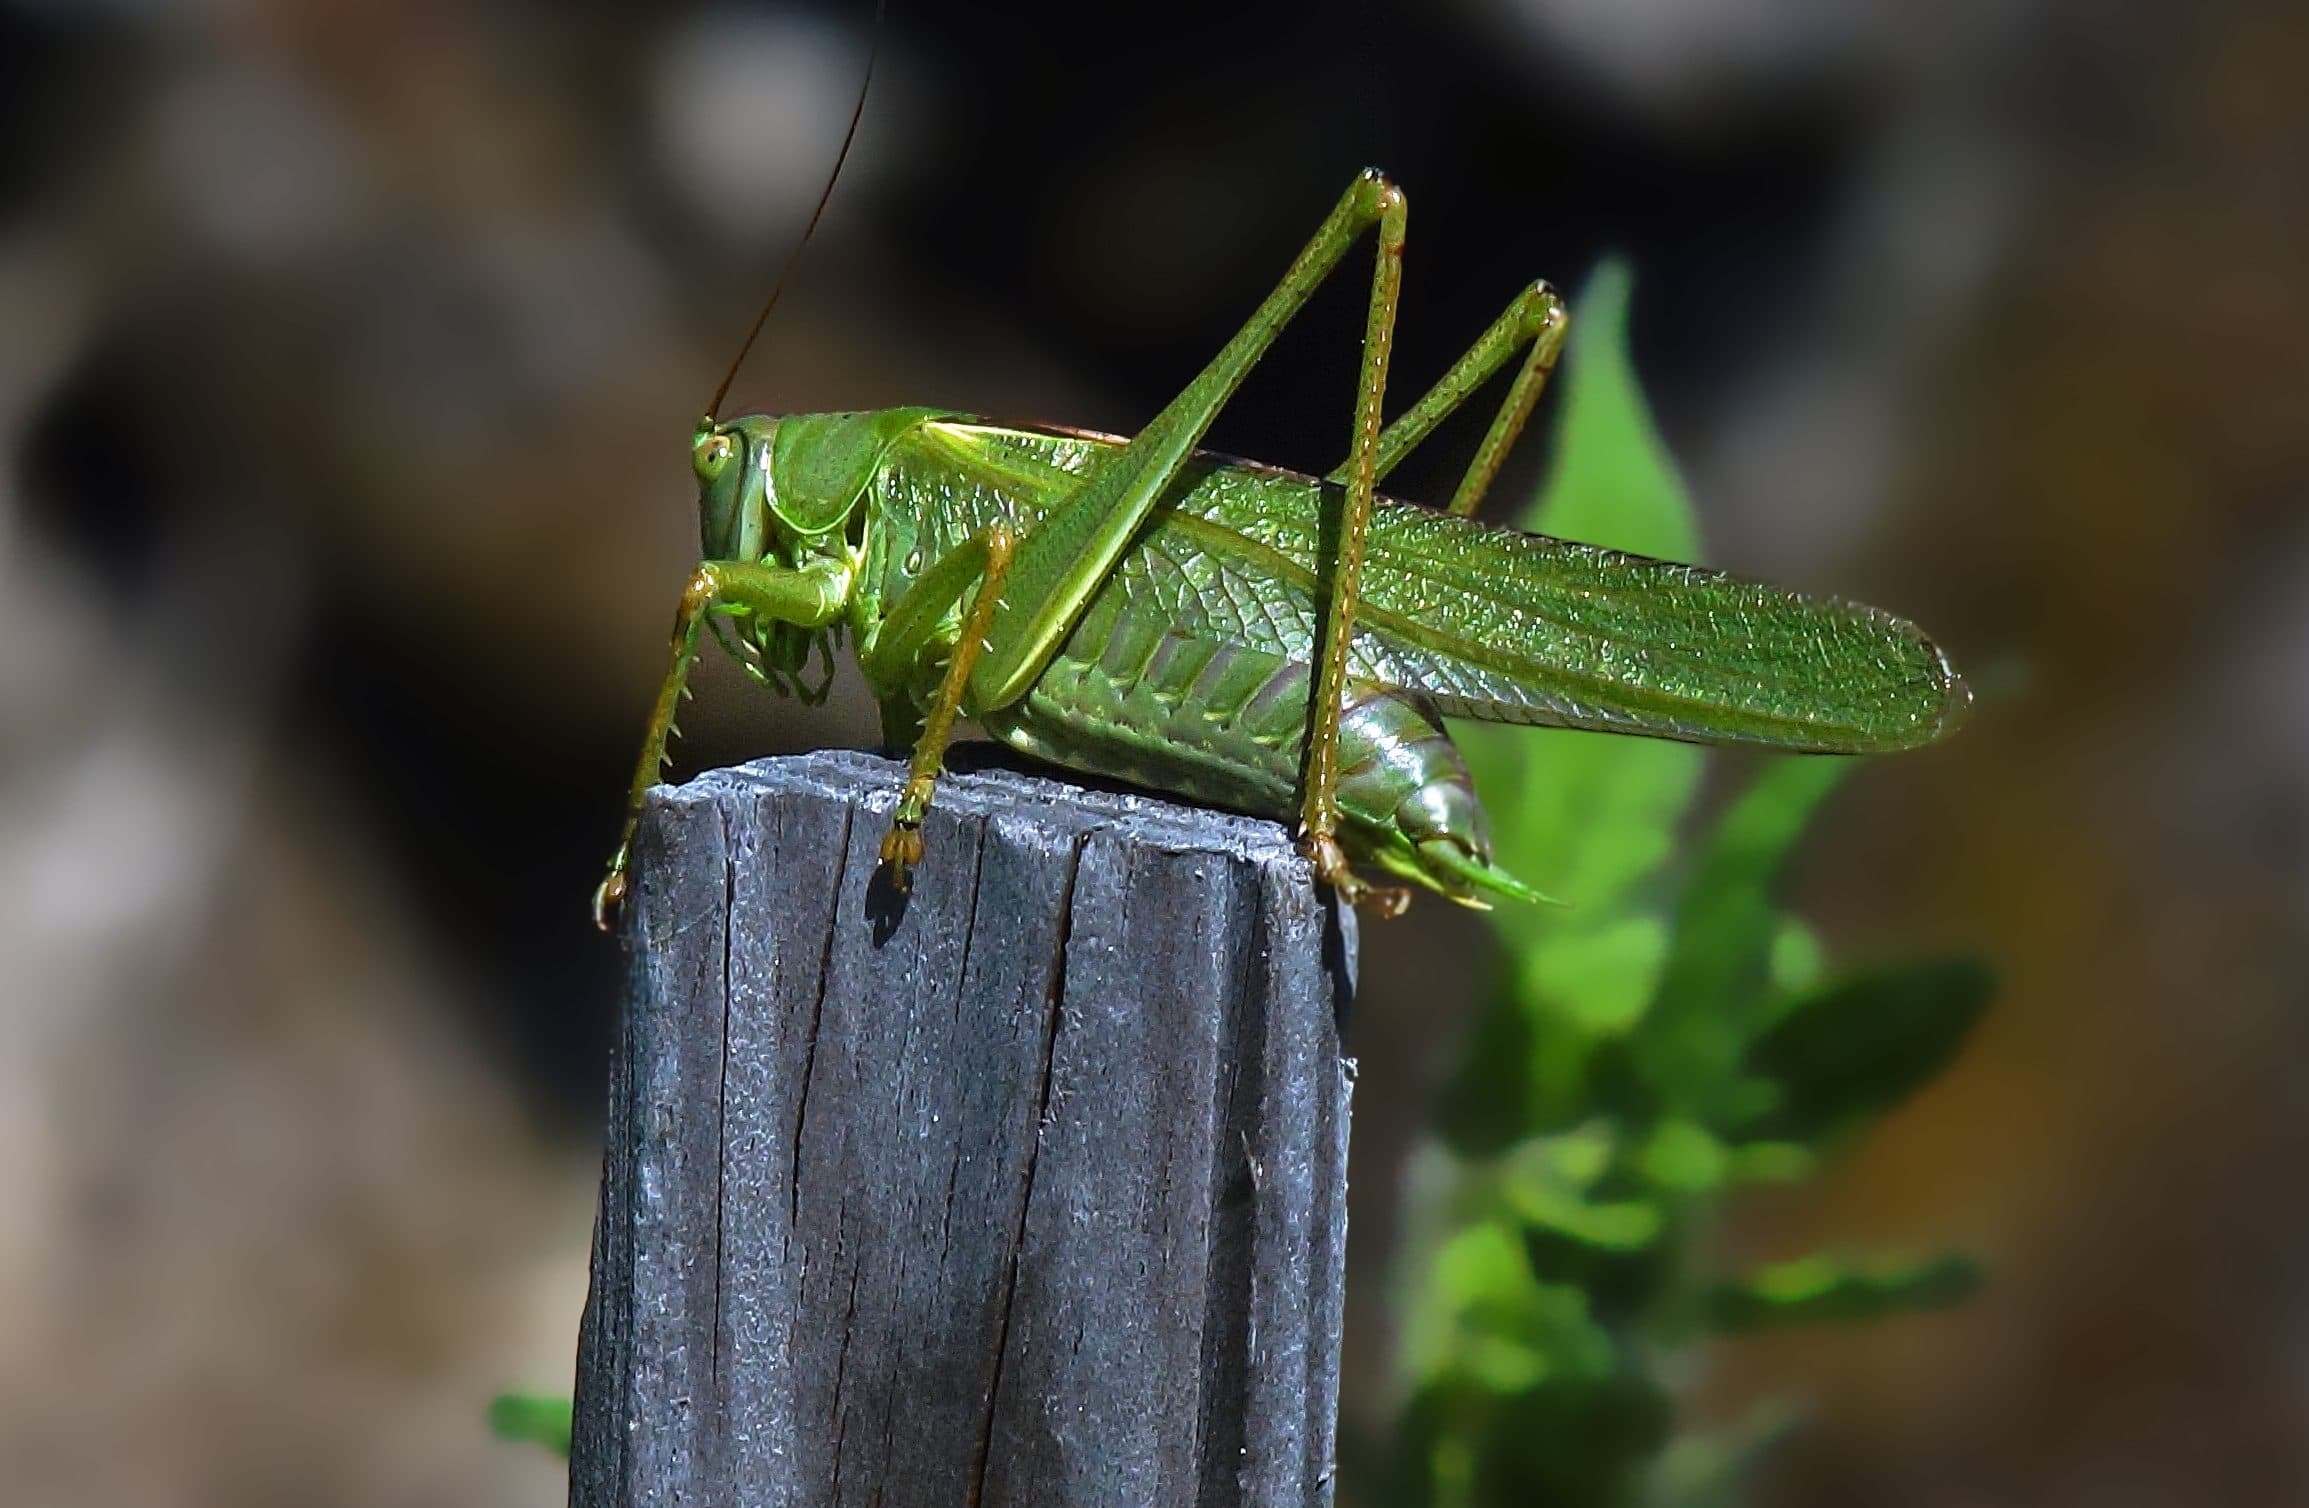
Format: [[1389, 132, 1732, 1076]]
[[695, 409, 918, 566], [693, 412, 791, 563], [690, 411, 855, 704], [693, 414, 770, 562]]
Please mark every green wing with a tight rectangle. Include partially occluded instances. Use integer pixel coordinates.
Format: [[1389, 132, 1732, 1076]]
[[924, 423, 1968, 754]]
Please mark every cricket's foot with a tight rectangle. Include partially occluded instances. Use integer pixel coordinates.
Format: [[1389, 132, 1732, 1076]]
[[880, 819, 925, 893], [592, 867, 630, 932], [1301, 831, 1412, 919]]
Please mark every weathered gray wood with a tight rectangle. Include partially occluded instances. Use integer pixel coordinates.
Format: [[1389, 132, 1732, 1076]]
[[572, 748, 1356, 1508]]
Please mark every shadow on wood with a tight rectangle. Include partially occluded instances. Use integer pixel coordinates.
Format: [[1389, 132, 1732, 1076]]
[[572, 749, 1357, 1507]]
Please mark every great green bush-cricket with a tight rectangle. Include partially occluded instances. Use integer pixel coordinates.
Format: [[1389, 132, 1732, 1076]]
[[593, 168, 1966, 929]]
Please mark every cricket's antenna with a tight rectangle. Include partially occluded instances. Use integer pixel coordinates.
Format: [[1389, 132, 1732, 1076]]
[[703, 0, 886, 423]]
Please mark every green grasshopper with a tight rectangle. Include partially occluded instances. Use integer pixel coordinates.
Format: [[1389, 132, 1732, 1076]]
[[593, 169, 1966, 928]]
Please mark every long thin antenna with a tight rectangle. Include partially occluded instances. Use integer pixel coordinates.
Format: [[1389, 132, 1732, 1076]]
[[703, 0, 887, 423]]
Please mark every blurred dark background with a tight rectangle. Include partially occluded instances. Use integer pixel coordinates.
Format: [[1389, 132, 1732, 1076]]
[[0, 0, 2302, 1503]]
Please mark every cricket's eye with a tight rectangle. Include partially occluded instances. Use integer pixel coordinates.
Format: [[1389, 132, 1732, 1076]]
[[694, 433, 736, 480]]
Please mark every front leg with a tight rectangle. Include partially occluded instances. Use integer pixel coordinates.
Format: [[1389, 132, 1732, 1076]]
[[594, 558, 848, 930], [858, 523, 1017, 890]]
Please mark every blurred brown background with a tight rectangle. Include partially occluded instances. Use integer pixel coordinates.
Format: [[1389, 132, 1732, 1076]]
[[0, 0, 2302, 1504]]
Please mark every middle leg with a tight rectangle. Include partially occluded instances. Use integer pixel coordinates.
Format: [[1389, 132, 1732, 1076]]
[[860, 523, 1018, 888]]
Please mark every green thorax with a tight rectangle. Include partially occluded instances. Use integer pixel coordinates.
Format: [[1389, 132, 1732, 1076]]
[[847, 418, 1113, 662]]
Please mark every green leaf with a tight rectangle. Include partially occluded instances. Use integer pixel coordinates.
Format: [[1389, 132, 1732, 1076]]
[[1633, 757, 1850, 1115], [1702, 1252, 1981, 1332], [1767, 918, 1825, 998], [1635, 1119, 1726, 1195], [1399, 1221, 1618, 1391], [1448, 730, 1695, 1144], [1743, 958, 1995, 1143], [1528, 258, 1701, 562], [1400, 1222, 1539, 1388], [1466, 731, 1703, 919], [1502, 1129, 1665, 1251], [1522, 916, 1671, 1034], [488, 1392, 573, 1459]]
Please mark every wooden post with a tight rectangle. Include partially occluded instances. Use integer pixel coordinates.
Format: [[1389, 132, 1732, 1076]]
[[571, 749, 1357, 1507]]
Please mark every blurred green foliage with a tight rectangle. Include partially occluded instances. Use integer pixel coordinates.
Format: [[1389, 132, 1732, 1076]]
[[1385, 262, 1991, 1507], [489, 1391, 572, 1460]]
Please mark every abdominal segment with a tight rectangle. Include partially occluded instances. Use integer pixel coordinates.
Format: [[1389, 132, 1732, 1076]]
[[975, 592, 1524, 904]]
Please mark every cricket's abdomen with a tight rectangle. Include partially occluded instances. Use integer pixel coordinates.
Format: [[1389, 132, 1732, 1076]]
[[974, 588, 1537, 907]]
